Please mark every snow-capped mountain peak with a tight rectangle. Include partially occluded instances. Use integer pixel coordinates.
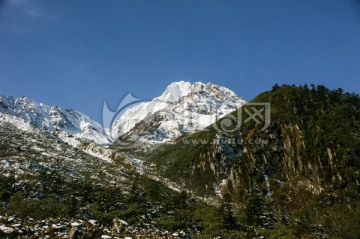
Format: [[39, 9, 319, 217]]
[[112, 81, 246, 145], [157, 81, 239, 103]]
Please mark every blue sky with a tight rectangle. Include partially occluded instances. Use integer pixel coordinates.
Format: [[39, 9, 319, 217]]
[[1, 0, 360, 122]]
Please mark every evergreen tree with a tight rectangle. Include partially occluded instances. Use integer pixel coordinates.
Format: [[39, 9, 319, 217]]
[[246, 192, 277, 229], [172, 190, 195, 230], [219, 193, 239, 230]]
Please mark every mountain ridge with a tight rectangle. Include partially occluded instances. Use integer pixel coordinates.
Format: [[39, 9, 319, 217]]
[[112, 81, 246, 146], [1, 81, 246, 147], [0, 95, 111, 145]]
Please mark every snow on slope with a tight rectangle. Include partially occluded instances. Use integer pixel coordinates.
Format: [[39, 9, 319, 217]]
[[113, 81, 246, 144], [0, 95, 110, 145], [0, 112, 131, 185], [111, 82, 193, 137], [0, 112, 36, 134]]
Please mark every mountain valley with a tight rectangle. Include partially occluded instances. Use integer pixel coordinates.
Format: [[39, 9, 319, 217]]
[[1, 83, 360, 238]]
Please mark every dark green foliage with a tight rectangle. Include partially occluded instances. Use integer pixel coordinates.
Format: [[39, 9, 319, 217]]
[[246, 193, 277, 229], [0, 174, 15, 202], [253, 84, 360, 187], [8, 192, 68, 219], [172, 190, 195, 226], [0, 166, 228, 235], [154, 190, 197, 231], [331, 204, 360, 239], [218, 193, 239, 230]]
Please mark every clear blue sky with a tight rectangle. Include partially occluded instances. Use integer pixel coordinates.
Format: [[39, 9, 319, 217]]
[[1, 0, 360, 122]]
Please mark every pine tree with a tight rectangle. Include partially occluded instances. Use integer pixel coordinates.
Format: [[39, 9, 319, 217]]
[[172, 190, 195, 230], [219, 193, 239, 230], [246, 192, 277, 229]]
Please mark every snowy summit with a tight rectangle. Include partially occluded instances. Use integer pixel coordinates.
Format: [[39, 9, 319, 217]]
[[113, 81, 246, 144]]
